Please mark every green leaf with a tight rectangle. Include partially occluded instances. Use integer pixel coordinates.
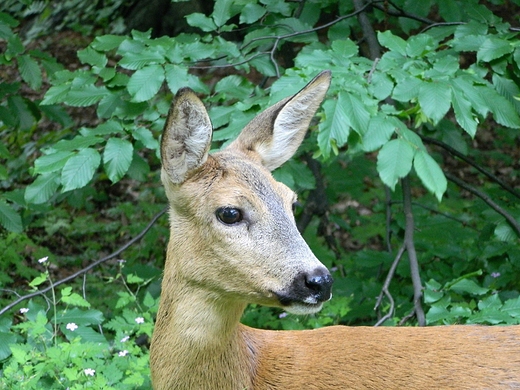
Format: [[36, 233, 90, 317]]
[[91, 34, 125, 51], [34, 151, 73, 174], [186, 13, 217, 31], [54, 135, 103, 152], [481, 88, 520, 129], [378, 30, 407, 56], [502, 297, 520, 318], [451, 77, 488, 117], [41, 83, 71, 105], [318, 93, 351, 159], [214, 75, 252, 100], [58, 308, 104, 326], [341, 92, 371, 136], [18, 54, 42, 90], [7, 96, 35, 130], [0, 199, 22, 233], [493, 74, 520, 112], [368, 72, 393, 100], [183, 41, 216, 61], [449, 278, 488, 295], [64, 84, 109, 107], [0, 331, 16, 360], [61, 148, 101, 192], [127, 64, 165, 102], [118, 49, 165, 70], [477, 36, 513, 62], [213, 0, 234, 27], [451, 87, 477, 137], [61, 290, 91, 308], [97, 93, 123, 118], [240, 3, 266, 24], [495, 221, 518, 242], [103, 138, 134, 183], [363, 114, 401, 152], [418, 79, 451, 124], [29, 273, 48, 288], [406, 34, 435, 58], [133, 127, 159, 150], [77, 46, 108, 68], [392, 76, 421, 102], [413, 149, 447, 201], [25, 172, 60, 204], [377, 138, 415, 190]]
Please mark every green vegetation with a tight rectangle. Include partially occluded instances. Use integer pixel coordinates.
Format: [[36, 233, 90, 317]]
[[1, 0, 520, 387]]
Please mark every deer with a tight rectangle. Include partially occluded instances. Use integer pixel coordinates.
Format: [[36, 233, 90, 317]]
[[150, 70, 520, 389]]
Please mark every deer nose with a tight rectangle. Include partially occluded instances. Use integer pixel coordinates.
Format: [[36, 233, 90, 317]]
[[305, 269, 333, 302]]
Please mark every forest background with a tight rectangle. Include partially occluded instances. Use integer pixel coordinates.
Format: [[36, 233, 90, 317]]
[[1, 0, 520, 388]]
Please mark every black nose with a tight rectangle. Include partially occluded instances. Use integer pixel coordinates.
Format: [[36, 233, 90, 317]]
[[305, 269, 333, 302]]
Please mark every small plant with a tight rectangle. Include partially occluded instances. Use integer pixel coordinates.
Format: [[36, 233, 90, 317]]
[[0, 256, 156, 389]]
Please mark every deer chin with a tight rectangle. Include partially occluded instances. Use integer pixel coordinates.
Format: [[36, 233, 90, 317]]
[[273, 290, 332, 315], [284, 301, 324, 315]]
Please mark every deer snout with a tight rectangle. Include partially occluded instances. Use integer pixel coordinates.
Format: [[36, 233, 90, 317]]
[[276, 267, 333, 314], [305, 269, 334, 303]]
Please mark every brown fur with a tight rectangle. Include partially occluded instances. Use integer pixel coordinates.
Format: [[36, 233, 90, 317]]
[[150, 71, 520, 389]]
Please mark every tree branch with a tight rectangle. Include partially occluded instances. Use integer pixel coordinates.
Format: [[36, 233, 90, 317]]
[[446, 173, 520, 237], [0, 208, 168, 317], [373, 0, 434, 25], [421, 135, 520, 200], [402, 176, 426, 326], [353, 0, 382, 60], [374, 243, 406, 326]]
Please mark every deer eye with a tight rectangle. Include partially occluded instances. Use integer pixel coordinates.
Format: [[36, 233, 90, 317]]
[[216, 207, 243, 225]]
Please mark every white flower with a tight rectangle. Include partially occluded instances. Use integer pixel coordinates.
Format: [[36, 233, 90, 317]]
[[118, 350, 129, 357], [84, 368, 95, 376], [66, 322, 78, 331], [38, 256, 49, 264], [120, 336, 130, 343], [19, 308, 29, 314], [135, 317, 144, 324]]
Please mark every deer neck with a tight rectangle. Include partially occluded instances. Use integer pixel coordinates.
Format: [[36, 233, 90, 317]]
[[151, 246, 256, 389]]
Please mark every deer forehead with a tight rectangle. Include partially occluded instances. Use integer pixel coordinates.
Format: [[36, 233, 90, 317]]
[[178, 152, 296, 215]]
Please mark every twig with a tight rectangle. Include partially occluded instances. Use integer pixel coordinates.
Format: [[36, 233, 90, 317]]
[[420, 22, 465, 33], [402, 176, 426, 326], [353, 0, 382, 60], [421, 135, 520, 200], [366, 57, 380, 83], [374, 243, 406, 326], [410, 201, 478, 231], [384, 186, 393, 252], [373, 0, 434, 25], [0, 208, 168, 317], [446, 173, 520, 237]]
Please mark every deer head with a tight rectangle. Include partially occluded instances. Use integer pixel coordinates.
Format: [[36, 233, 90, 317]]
[[159, 70, 332, 315]]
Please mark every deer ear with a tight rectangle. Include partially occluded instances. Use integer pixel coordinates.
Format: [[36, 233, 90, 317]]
[[228, 71, 331, 171], [161, 88, 212, 184]]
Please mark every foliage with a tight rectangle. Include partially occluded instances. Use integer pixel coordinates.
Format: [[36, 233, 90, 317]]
[[0, 257, 156, 389], [1, 0, 520, 387]]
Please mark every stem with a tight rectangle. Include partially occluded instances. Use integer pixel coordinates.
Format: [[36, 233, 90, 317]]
[[402, 176, 425, 326], [374, 243, 406, 326], [47, 270, 58, 346]]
